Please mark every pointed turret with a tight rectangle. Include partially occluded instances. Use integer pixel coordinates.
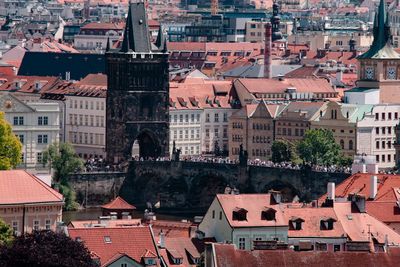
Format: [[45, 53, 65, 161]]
[[358, 0, 400, 59], [155, 25, 165, 50], [120, 2, 151, 53], [105, 37, 110, 52]]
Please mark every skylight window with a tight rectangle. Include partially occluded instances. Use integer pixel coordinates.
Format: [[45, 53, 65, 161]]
[[105, 236, 111, 243]]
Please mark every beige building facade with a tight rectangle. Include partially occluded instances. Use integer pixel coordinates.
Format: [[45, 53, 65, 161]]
[[245, 21, 293, 43]]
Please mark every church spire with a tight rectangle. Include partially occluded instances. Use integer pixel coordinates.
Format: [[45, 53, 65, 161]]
[[358, 0, 399, 59], [120, 2, 151, 53]]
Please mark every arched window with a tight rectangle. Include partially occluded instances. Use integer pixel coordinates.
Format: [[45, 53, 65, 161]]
[[340, 139, 344, 149]]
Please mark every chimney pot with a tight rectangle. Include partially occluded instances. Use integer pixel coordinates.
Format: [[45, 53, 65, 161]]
[[370, 175, 377, 200], [327, 182, 335, 200]]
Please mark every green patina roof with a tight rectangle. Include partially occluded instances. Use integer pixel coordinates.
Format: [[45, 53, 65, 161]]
[[345, 87, 379, 93], [358, 0, 400, 59]]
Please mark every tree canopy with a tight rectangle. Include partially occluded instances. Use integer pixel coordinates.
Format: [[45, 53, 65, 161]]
[[0, 217, 13, 245], [42, 142, 83, 184], [271, 140, 297, 163], [296, 128, 341, 166], [0, 230, 98, 267], [0, 112, 22, 170], [42, 142, 83, 210]]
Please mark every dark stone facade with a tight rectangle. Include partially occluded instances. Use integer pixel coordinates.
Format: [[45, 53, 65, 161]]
[[70, 161, 350, 211], [105, 3, 169, 163]]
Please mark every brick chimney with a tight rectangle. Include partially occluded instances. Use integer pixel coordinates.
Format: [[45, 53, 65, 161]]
[[264, 23, 272, 79]]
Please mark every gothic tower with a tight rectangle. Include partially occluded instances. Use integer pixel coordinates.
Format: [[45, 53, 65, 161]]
[[271, 0, 283, 42], [357, 0, 400, 103], [105, 2, 169, 163]]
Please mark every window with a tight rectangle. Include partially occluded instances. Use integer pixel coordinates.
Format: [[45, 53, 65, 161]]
[[206, 114, 210, 122], [105, 236, 111, 243], [382, 141, 386, 149], [45, 219, 51, 230], [14, 116, 24, 125], [382, 113, 386, 120], [388, 154, 392, 162], [382, 127, 386, 134], [239, 238, 246, 250], [212, 210, 215, 219], [121, 263, 128, 267], [206, 129, 210, 138], [382, 154, 385, 162], [214, 128, 219, 138], [389, 112, 392, 120], [179, 114, 183, 123], [85, 101, 88, 109], [349, 140, 353, 150], [388, 127, 392, 134], [33, 220, 40, 231], [223, 128, 228, 138], [185, 114, 189, 122], [376, 141, 380, 149], [12, 221, 18, 235], [214, 113, 219, 122], [38, 116, 43, 125], [223, 113, 228, 122], [376, 127, 379, 134], [396, 112, 398, 119], [37, 135, 48, 144], [18, 135, 24, 144], [376, 155, 380, 162], [340, 140, 344, 149], [232, 209, 247, 221], [80, 100, 83, 109], [219, 211, 222, 220], [37, 152, 42, 163], [261, 208, 276, 221], [375, 113, 379, 120], [43, 116, 48, 125]]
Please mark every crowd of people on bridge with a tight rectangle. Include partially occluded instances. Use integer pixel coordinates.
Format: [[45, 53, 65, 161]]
[[84, 155, 355, 174]]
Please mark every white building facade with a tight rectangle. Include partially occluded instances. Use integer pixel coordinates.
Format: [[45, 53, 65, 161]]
[[0, 93, 59, 172], [357, 104, 400, 169]]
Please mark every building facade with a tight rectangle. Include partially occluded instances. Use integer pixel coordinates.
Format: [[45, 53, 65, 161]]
[[0, 93, 59, 172]]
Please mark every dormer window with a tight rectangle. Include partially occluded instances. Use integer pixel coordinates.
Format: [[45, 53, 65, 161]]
[[289, 217, 305, 230], [320, 217, 336, 230], [104, 236, 111, 243], [261, 207, 276, 221], [232, 207, 247, 221]]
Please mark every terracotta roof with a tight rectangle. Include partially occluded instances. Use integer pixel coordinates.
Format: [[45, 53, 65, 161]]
[[319, 174, 400, 203], [0, 170, 63, 205], [68, 219, 141, 228], [77, 73, 107, 87], [0, 74, 60, 94], [285, 207, 346, 238], [150, 220, 193, 238], [68, 227, 160, 266], [102, 196, 136, 210], [159, 237, 201, 266], [216, 194, 287, 227], [333, 202, 400, 244], [213, 244, 400, 267], [236, 78, 335, 94]]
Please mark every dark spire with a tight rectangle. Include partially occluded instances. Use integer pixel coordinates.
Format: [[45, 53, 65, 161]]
[[270, 0, 283, 42], [155, 25, 165, 50], [358, 0, 400, 59], [120, 2, 151, 53], [106, 37, 110, 52]]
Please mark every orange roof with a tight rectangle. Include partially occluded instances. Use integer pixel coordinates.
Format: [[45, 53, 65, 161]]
[[69, 218, 141, 228], [0, 74, 60, 94], [285, 207, 346, 238], [236, 78, 335, 94], [160, 237, 201, 266], [216, 194, 287, 227], [0, 170, 63, 205], [68, 227, 160, 266], [334, 202, 400, 244], [102, 196, 136, 210], [213, 244, 400, 267], [77, 73, 107, 87], [150, 220, 194, 238]]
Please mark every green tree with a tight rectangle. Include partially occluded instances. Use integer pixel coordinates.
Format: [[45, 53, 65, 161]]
[[0, 112, 22, 169], [271, 140, 296, 163], [0, 217, 13, 245], [296, 129, 341, 166], [340, 156, 353, 167], [42, 142, 83, 210]]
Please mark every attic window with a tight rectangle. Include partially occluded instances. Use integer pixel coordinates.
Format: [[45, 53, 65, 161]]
[[75, 237, 82, 242], [320, 218, 336, 230], [261, 208, 276, 221], [232, 208, 247, 221], [105, 236, 111, 243], [289, 217, 305, 230]]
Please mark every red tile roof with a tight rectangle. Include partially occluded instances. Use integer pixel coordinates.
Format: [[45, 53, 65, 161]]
[[68, 227, 160, 266], [158, 237, 201, 266], [236, 77, 336, 94], [150, 220, 193, 238], [216, 194, 287, 227], [285, 207, 346, 238], [68, 218, 141, 228], [213, 244, 400, 267], [0, 74, 60, 94], [102, 196, 136, 210], [0, 170, 63, 205]]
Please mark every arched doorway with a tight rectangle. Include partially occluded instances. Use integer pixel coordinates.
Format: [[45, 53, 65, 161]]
[[133, 130, 161, 159]]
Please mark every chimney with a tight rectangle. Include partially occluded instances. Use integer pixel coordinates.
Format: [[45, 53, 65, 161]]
[[327, 182, 335, 200], [160, 231, 165, 249], [269, 190, 281, 204], [264, 23, 272, 79], [350, 194, 366, 213], [370, 175, 377, 200], [336, 70, 343, 83]]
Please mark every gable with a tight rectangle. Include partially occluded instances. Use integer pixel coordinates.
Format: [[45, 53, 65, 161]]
[[0, 93, 35, 113], [251, 101, 272, 118], [105, 254, 144, 267]]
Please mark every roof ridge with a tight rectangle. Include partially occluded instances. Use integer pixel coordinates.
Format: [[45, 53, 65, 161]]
[[23, 170, 64, 201]]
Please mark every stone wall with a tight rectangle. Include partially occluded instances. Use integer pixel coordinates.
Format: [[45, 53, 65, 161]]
[[70, 162, 350, 211]]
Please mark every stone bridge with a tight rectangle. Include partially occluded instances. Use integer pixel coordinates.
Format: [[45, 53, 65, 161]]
[[70, 161, 350, 213]]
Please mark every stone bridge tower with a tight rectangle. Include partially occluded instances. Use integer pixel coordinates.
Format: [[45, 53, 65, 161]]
[[105, 2, 169, 163]]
